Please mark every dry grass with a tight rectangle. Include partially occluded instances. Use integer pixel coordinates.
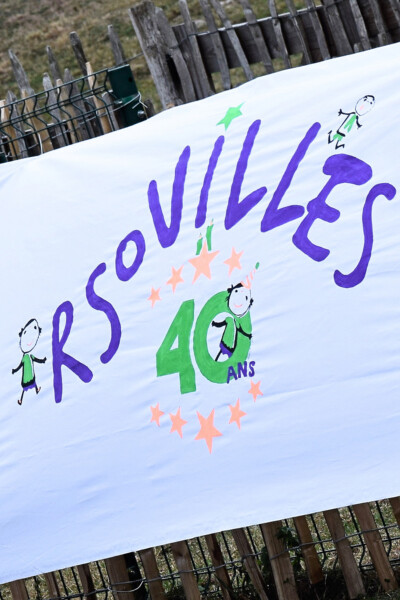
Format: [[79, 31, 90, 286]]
[[0, 0, 306, 104]]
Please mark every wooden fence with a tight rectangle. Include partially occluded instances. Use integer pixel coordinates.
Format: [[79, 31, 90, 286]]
[[1, 0, 400, 598]]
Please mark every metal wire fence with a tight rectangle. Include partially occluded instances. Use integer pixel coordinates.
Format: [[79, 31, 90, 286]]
[[0, 66, 148, 163], [1, 500, 399, 600]]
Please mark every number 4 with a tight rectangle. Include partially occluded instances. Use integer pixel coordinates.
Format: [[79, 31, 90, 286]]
[[156, 300, 196, 394]]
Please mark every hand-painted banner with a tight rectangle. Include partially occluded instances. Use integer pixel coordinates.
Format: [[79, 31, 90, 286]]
[[1, 42, 400, 583]]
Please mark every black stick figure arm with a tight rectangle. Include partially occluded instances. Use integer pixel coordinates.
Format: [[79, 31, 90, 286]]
[[12, 361, 22, 374], [32, 356, 47, 364], [237, 324, 252, 339], [212, 319, 227, 328]]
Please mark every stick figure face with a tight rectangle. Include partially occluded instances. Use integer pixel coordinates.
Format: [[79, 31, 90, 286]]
[[19, 319, 41, 353], [355, 95, 375, 116], [228, 284, 252, 317]]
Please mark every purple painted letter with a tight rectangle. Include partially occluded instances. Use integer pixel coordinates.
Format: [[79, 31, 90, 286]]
[[86, 262, 122, 364], [52, 301, 93, 403], [293, 154, 373, 261]]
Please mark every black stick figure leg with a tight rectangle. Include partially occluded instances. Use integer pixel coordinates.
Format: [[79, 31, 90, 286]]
[[18, 390, 24, 406], [215, 350, 222, 362], [35, 384, 41, 394], [335, 139, 345, 150], [328, 130, 334, 144]]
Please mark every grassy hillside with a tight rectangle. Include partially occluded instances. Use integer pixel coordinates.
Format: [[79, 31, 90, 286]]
[[0, 0, 292, 103]]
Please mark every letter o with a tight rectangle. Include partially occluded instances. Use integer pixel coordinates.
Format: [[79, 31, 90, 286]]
[[115, 230, 146, 282]]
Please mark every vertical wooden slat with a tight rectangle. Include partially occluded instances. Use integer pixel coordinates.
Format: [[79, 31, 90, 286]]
[[170, 540, 201, 600], [105, 555, 137, 600], [46, 46, 63, 83], [178, 0, 215, 98], [320, 0, 353, 56], [8, 50, 35, 96], [268, 0, 291, 68], [77, 564, 98, 600], [323, 508, 365, 599], [205, 533, 235, 600], [9, 580, 29, 600], [6, 91, 28, 158], [260, 521, 299, 600], [108, 25, 127, 66], [86, 62, 112, 134], [70, 31, 89, 76], [352, 502, 398, 591], [63, 68, 94, 140], [138, 548, 166, 600], [293, 515, 324, 585], [231, 528, 270, 600], [237, 0, 274, 73], [198, 0, 231, 90], [304, 0, 331, 60], [389, 497, 400, 527], [43, 72, 67, 147], [207, 0, 254, 81], [348, 0, 371, 50], [44, 572, 61, 598], [56, 78, 80, 143], [368, 0, 391, 45], [155, 7, 197, 103], [284, 0, 313, 64], [0, 99, 19, 159], [21, 89, 55, 153], [129, 1, 183, 109]]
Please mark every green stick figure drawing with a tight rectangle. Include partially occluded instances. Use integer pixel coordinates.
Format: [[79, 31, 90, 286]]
[[212, 283, 253, 361], [12, 318, 47, 406], [328, 95, 375, 150]]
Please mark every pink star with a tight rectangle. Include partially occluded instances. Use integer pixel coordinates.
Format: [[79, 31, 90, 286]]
[[188, 243, 219, 283], [248, 380, 263, 402], [148, 287, 161, 308], [150, 403, 164, 426], [166, 266, 184, 293], [224, 248, 243, 275]]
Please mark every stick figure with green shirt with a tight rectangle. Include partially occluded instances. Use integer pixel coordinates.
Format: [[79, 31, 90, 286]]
[[328, 95, 375, 150], [212, 283, 253, 361], [12, 318, 47, 406]]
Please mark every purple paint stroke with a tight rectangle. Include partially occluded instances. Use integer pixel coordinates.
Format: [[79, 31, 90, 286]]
[[225, 120, 267, 230], [293, 154, 373, 261], [261, 122, 321, 232], [86, 262, 122, 364], [52, 300, 93, 404], [195, 135, 225, 228], [148, 146, 190, 247], [334, 182, 396, 288], [115, 229, 146, 282]]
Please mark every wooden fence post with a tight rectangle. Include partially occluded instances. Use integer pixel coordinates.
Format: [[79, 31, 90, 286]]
[[260, 521, 299, 600], [105, 555, 138, 600], [170, 540, 201, 600], [8, 580, 29, 600], [129, 1, 183, 109], [352, 502, 398, 591], [231, 527, 270, 600], [204, 533, 235, 600], [323, 508, 365, 599], [77, 564, 98, 600], [138, 548, 166, 600], [293, 515, 324, 585]]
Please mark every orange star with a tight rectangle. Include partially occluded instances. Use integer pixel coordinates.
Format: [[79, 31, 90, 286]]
[[150, 403, 164, 426], [195, 409, 222, 453], [169, 407, 188, 438], [224, 247, 243, 275], [148, 287, 161, 307], [248, 380, 263, 402], [166, 266, 184, 293], [188, 242, 219, 283], [229, 398, 246, 429]]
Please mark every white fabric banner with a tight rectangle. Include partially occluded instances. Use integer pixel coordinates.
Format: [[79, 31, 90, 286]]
[[1, 42, 400, 583]]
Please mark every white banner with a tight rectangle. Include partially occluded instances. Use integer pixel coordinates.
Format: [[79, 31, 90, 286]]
[[1, 42, 400, 583]]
